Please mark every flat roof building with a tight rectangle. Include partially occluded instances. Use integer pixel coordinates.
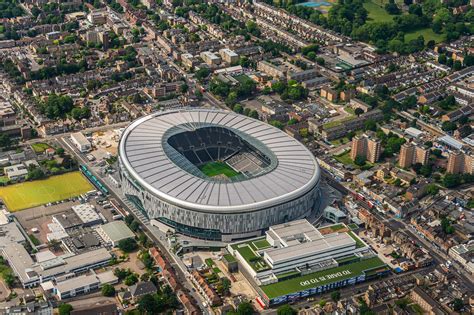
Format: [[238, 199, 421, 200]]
[[228, 220, 388, 306], [96, 221, 135, 247], [71, 204, 102, 226], [2, 244, 111, 288], [70, 132, 91, 153], [4, 164, 28, 181]]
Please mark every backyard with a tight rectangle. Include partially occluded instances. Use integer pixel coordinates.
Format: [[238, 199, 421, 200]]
[[0, 172, 93, 211], [30, 142, 53, 154]]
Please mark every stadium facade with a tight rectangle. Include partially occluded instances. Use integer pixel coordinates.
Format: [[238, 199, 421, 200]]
[[118, 109, 321, 241]]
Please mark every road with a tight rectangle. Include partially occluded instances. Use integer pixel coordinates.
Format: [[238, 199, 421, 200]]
[[57, 134, 213, 314]]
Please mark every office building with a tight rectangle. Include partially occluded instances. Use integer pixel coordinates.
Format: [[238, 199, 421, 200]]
[[447, 151, 473, 174], [351, 134, 381, 163], [399, 143, 429, 168]]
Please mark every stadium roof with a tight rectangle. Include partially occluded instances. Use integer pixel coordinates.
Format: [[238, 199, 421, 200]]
[[119, 109, 320, 213]]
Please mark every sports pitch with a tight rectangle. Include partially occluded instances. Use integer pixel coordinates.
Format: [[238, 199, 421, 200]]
[[199, 162, 240, 178], [0, 172, 93, 212]]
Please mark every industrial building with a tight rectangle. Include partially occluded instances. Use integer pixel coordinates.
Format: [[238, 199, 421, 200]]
[[96, 221, 135, 247]]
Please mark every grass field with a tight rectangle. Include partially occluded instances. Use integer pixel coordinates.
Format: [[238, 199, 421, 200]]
[[199, 162, 240, 178], [0, 172, 93, 212], [334, 151, 374, 170], [405, 28, 447, 44], [261, 257, 386, 299], [363, 0, 394, 23], [31, 142, 52, 153]]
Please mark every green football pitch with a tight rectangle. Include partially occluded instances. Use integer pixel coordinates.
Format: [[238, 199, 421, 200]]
[[0, 172, 94, 212], [199, 162, 240, 178]]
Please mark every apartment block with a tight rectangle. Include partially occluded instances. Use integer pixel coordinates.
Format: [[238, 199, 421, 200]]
[[351, 133, 381, 163], [399, 143, 429, 168], [447, 151, 473, 174], [200, 51, 221, 66], [219, 48, 239, 64]]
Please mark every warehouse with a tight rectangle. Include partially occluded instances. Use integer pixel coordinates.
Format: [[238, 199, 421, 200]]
[[96, 221, 135, 247]]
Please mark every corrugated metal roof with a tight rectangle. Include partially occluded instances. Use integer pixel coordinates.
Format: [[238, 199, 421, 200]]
[[119, 109, 320, 213]]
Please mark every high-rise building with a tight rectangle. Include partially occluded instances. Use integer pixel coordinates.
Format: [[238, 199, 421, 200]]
[[351, 133, 381, 163], [399, 143, 430, 168], [447, 151, 473, 174]]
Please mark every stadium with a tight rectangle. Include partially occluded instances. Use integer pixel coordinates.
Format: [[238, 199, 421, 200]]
[[118, 109, 321, 241]]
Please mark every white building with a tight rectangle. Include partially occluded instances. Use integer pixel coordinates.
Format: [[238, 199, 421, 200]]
[[449, 243, 474, 274], [72, 204, 102, 226], [263, 220, 367, 275], [4, 164, 28, 181], [70, 132, 91, 153], [228, 220, 372, 285], [53, 271, 117, 300]]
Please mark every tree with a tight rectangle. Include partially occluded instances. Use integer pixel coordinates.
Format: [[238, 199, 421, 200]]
[[58, 304, 73, 315], [331, 290, 341, 302], [354, 108, 364, 116], [438, 54, 447, 64], [442, 121, 457, 132], [218, 277, 231, 296], [138, 294, 159, 314], [0, 133, 11, 148], [124, 273, 139, 286], [443, 173, 461, 188], [249, 110, 259, 119], [195, 68, 210, 81], [232, 301, 254, 315], [426, 184, 439, 196], [101, 284, 116, 297], [233, 104, 244, 114], [270, 120, 284, 129], [453, 60, 462, 71], [180, 83, 189, 94], [3, 271, 14, 287], [27, 165, 45, 180], [129, 220, 140, 232], [364, 119, 377, 131], [277, 304, 297, 315], [55, 147, 65, 156], [431, 148, 442, 158], [452, 298, 464, 312], [354, 155, 366, 166], [307, 51, 316, 60], [441, 217, 454, 234], [118, 238, 138, 253]]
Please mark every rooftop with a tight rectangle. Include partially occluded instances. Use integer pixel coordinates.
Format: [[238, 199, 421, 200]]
[[99, 221, 134, 242], [119, 109, 320, 213], [261, 256, 387, 299]]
